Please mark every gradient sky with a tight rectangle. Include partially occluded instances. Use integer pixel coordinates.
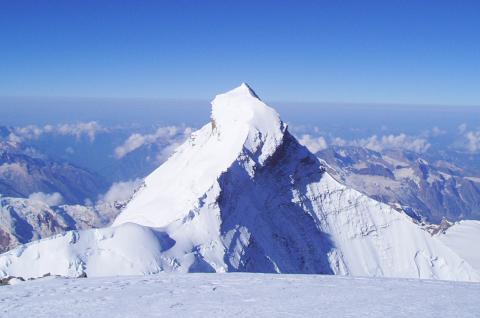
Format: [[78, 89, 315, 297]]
[[1, 1, 480, 104]]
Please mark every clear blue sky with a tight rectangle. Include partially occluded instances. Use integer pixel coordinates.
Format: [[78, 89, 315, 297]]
[[1, 1, 479, 104]]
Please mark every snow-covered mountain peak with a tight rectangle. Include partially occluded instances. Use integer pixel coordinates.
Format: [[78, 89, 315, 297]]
[[2, 85, 479, 282], [225, 82, 258, 97], [211, 83, 286, 164], [112, 84, 287, 228]]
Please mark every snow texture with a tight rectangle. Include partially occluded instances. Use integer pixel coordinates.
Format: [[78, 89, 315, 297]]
[[113, 83, 286, 228], [438, 220, 480, 272], [1, 273, 479, 318], [0, 84, 479, 282]]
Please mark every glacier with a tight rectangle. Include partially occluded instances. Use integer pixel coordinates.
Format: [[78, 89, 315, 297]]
[[0, 83, 478, 281]]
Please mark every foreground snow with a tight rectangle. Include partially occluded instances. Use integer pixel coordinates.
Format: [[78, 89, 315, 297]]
[[2, 273, 479, 318]]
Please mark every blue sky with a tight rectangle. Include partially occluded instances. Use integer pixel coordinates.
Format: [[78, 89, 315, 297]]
[[1, 1, 480, 104]]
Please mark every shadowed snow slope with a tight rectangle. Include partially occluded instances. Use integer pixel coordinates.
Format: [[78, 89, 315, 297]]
[[0, 84, 479, 281]]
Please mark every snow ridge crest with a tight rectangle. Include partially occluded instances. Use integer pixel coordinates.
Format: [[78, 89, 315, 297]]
[[211, 83, 286, 165]]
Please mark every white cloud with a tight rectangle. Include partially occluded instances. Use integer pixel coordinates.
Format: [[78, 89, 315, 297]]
[[65, 147, 75, 154], [114, 126, 193, 159], [456, 126, 480, 153], [156, 141, 184, 162], [114, 133, 147, 158], [419, 126, 447, 139], [352, 134, 431, 153], [7, 133, 23, 144], [56, 122, 104, 142], [296, 130, 430, 154], [13, 125, 43, 140], [98, 179, 143, 204], [298, 134, 328, 153], [431, 126, 445, 137], [28, 192, 64, 206], [331, 137, 347, 147], [465, 131, 480, 153], [9, 122, 105, 143], [422, 126, 446, 138]]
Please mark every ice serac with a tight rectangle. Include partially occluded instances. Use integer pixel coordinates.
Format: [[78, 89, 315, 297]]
[[1, 84, 479, 281], [113, 82, 286, 228]]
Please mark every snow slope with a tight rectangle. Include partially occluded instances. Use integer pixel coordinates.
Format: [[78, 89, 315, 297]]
[[0, 84, 479, 281], [0, 223, 174, 278], [113, 83, 286, 228], [2, 274, 480, 318], [438, 220, 480, 271]]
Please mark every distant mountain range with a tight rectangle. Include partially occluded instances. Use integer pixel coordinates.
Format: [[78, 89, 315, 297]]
[[317, 146, 480, 223], [0, 196, 122, 253], [0, 139, 107, 204], [0, 138, 121, 253]]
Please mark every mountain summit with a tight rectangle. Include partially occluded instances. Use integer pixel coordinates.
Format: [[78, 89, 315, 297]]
[[113, 83, 286, 228], [0, 84, 478, 281]]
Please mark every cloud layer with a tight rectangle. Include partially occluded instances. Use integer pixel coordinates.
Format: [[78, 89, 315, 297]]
[[114, 126, 193, 159], [28, 192, 64, 206], [97, 179, 143, 204], [350, 134, 431, 153], [298, 134, 328, 153], [298, 132, 431, 154], [465, 130, 480, 153], [456, 124, 480, 153], [7, 122, 105, 143]]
